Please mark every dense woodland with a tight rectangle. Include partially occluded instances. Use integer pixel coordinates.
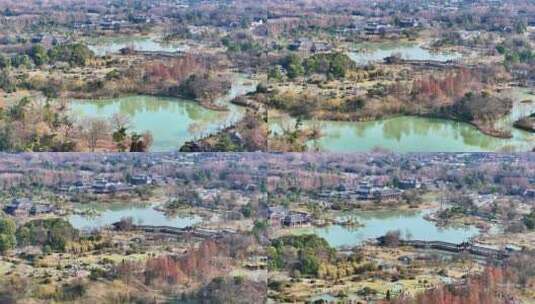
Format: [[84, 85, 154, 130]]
[[0, 0, 534, 303]]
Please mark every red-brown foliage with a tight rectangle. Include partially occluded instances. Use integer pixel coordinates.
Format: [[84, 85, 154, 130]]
[[143, 54, 206, 84], [142, 236, 254, 287], [388, 266, 518, 304], [411, 69, 481, 107]]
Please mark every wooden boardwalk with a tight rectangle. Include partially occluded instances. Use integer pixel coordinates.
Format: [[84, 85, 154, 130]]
[[400, 240, 511, 259], [119, 224, 237, 239], [386, 58, 475, 69]]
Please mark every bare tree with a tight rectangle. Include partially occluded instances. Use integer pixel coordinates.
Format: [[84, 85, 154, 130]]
[[382, 230, 401, 247], [80, 117, 110, 152], [129, 131, 153, 152], [110, 113, 131, 151], [110, 113, 130, 131]]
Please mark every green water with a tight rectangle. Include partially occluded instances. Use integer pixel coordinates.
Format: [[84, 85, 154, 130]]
[[69, 76, 257, 151], [69, 203, 201, 230], [495, 88, 535, 131], [348, 41, 462, 65], [270, 87, 535, 152], [270, 114, 533, 152], [87, 35, 187, 56], [292, 210, 479, 248]]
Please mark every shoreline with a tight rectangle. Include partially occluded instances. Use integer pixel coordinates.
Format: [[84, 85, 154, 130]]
[[273, 109, 516, 140], [64, 90, 232, 112], [513, 116, 535, 133], [180, 94, 264, 152]]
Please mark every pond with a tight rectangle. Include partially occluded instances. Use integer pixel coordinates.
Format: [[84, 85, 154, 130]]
[[69, 203, 201, 231], [87, 35, 187, 56], [69, 75, 257, 151], [292, 210, 479, 248], [269, 113, 534, 152], [495, 87, 535, 131], [348, 42, 462, 65]]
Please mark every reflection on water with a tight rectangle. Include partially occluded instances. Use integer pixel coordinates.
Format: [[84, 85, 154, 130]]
[[88, 36, 187, 56], [69, 204, 201, 231], [348, 42, 462, 65], [270, 113, 534, 152], [70, 96, 240, 151], [293, 210, 479, 248], [69, 76, 257, 151], [495, 88, 535, 131]]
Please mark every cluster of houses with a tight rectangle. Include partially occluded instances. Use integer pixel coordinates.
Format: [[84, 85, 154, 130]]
[[265, 206, 311, 228], [0, 33, 68, 47], [57, 174, 154, 194], [288, 38, 332, 54], [336, 18, 420, 37], [3, 174, 157, 217], [365, 18, 419, 35], [30, 33, 68, 46], [3, 198, 56, 217], [398, 178, 421, 190], [317, 180, 409, 201], [524, 189, 535, 199], [354, 183, 403, 200], [72, 14, 152, 31]]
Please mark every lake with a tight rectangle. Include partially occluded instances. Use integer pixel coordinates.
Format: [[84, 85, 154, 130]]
[[69, 75, 257, 151], [292, 210, 479, 248], [269, 114, 534, 152], [87, 35, 187, 56], [495, 88, 535, 131], [69, 203, 201, 231], [348, 42, 462, 65], [269, 87, 535, 152]]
